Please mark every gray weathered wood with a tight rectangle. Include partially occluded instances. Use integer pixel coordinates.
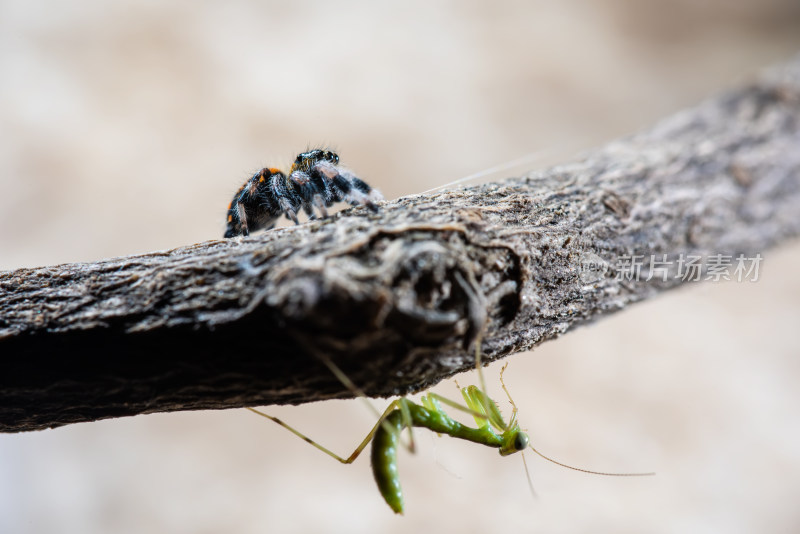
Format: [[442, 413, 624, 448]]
[[2, 55, 800, 433]]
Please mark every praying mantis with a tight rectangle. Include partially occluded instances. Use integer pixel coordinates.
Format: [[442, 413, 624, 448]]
[[247, 344, 653, 514]]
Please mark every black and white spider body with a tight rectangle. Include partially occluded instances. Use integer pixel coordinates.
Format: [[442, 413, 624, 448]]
[[224, 149, 382, 238]]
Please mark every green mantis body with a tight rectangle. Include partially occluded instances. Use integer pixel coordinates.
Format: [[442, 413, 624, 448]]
[[248, 359, 652, 514], [370, 384, 529, 513], [248, 386, 528, 514], [250, 368, 532, 514]]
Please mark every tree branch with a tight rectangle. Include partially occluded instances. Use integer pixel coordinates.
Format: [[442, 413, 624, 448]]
[[3, 55, 800, 433]]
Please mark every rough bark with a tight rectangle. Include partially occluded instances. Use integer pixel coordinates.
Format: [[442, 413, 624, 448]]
[[2, 56, 800, 433]]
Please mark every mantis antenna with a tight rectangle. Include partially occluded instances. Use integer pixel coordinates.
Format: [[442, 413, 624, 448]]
[[496, 363, 656, 481]]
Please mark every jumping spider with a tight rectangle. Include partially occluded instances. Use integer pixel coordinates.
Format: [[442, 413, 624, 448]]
[[224, 149, 382, 238]]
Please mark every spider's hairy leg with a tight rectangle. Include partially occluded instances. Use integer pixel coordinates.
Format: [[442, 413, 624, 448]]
[[224, 167, 289, 238], [266, 171, 299, 225], [279, 197, 300, 225], [289, 169, 330, 220], [307, 171, 331, 219], [223, 179, 256, 238], [235, 202, 250, 236], [319, 165, 382, 212]]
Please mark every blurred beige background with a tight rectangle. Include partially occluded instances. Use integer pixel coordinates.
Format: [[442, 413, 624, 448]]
[[2, 1, 800, 532]]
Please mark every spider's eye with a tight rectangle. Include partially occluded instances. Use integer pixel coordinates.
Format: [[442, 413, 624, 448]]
[[513, 432, 529, 451]]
